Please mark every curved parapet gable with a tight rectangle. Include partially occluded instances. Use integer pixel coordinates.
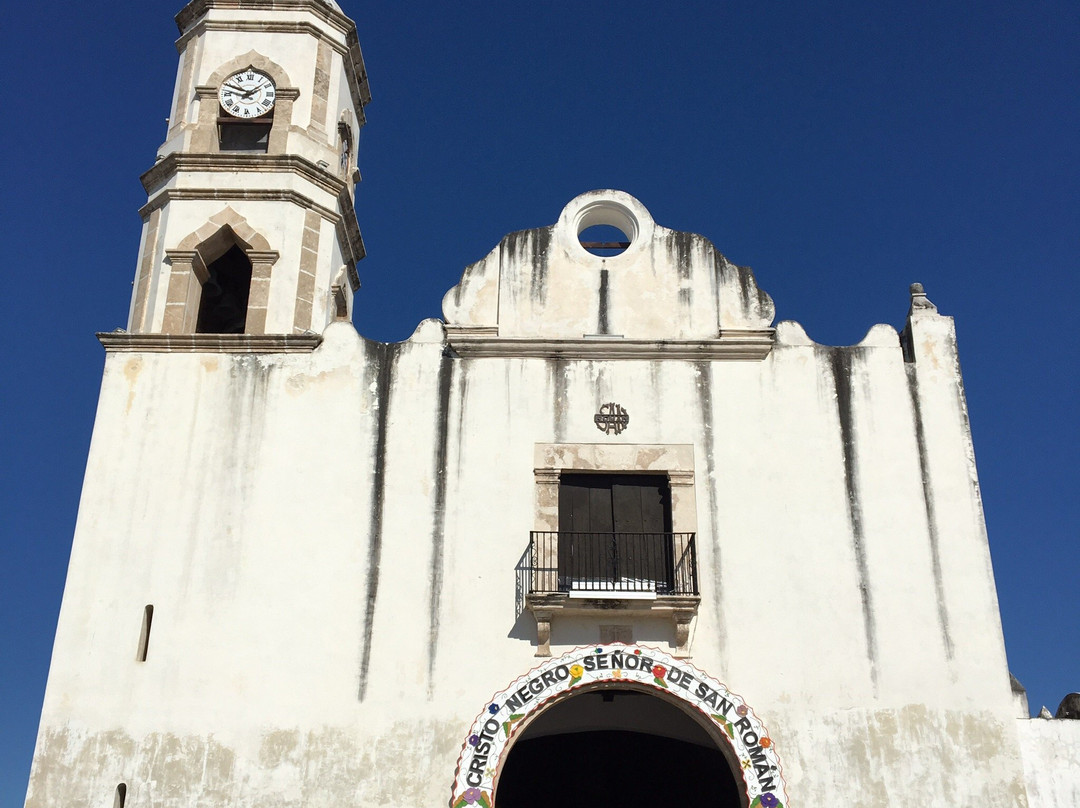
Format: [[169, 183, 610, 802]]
[[443, 191, 775, 359]]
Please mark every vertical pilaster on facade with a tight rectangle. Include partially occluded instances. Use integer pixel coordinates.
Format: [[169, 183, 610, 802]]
[[902, 282, 1007, 697], [667, 468, 697, 536], [293, 211, 322, 333], [162, 251, 202, 334], [130, 209, 162, 333], [531, 467, 560, 597], [266, 90, 298, 155], [533, 467, 561, 534], [168, 43, 196, 143], [246, 251, 279, 335], [310, 41, 333, 137], [189, 86, 218, 154]]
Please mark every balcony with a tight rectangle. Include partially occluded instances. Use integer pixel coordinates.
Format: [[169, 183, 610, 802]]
[[522, 531, 701, 657], [527, 531, 698, 596]]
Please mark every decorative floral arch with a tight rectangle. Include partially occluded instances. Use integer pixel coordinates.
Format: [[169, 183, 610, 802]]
[[450, 644, 789, 808]]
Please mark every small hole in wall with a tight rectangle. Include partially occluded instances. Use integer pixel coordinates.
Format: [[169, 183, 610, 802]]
[[136, 605, 153, 662], [114, 783, 127, 808], [579, 224, 630, 256]]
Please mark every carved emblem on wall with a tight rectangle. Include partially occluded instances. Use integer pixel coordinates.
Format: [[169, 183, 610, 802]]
[[594, 402, 630, 435]]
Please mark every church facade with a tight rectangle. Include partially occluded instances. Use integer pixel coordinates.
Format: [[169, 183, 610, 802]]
[[24, 1, 1078, 806]]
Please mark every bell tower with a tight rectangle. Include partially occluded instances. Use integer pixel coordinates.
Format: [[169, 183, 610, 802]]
[[128, 0, 370, 337]]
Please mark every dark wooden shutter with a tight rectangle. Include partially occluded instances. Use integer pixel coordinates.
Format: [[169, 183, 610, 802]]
[[559, 475, 614, 588], [612, 477, 671, 591], [558, 475, 672, 591]]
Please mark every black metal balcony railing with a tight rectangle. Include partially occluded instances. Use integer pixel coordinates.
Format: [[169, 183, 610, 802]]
[[527, 531, 698, 596]]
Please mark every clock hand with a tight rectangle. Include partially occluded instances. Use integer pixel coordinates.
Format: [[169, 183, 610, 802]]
[[224, 83, 259, 99]]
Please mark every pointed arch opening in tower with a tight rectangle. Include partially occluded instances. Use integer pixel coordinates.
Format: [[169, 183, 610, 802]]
[[196, 243, 253, 334], [164, 212, 276, 336]]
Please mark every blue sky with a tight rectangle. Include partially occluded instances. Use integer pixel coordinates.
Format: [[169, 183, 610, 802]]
[[2, 0, 1077, 801]]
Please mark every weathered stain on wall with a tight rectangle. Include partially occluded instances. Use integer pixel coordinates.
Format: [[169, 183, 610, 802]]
[[29, 190, 1045, 806]]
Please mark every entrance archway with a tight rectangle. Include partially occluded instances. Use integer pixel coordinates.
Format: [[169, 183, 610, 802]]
[[450, 645, 788, 808], [497, 685, 742, 807]]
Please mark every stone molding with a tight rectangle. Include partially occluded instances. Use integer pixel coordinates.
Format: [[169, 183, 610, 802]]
[[140, 188, 339, 226], [335, 186, 364, 288], [194, 85, 300, 100], [162, 252, 202, 333], [668, 470, 695, 487], [199, 49, 296, 98], [175, 208, 274, 255], [177, 0, 353, 38], [445, 331, 775, 360], [525, 594, 701, 658], [185, 20, 342, 47], [164, 249, 206, 277], [142, 153, 345, 197], [98, 333, 322, 353], [533, 468, 561, 485]]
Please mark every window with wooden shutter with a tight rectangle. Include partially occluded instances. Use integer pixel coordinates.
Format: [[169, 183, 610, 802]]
[[557, 474, 673, 592]]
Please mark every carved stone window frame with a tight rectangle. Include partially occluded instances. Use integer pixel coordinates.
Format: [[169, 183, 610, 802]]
[[194, 51, 299, 155], [162, 208, 279, 335], [528, 443, 700, 658]]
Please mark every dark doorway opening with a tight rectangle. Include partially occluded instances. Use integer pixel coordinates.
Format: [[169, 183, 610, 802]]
[[496, 688, 742, 808], [196, 244, 252, 334]]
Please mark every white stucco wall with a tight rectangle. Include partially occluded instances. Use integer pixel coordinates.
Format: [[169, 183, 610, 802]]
[[26, 0, 1060, 800], [27, 192, 1038, 808], [1019, 719, 1080, 807]]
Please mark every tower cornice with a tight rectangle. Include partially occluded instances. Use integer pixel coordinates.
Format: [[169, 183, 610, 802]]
[[175, 1, 371, 116], [177, 0, 352, 38], [141, 152, 348, 197], [97, 332, 323, 353]]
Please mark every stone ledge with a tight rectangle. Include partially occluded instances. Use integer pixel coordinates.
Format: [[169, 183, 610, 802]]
[[526, 592, 700, 658], [445, 331, 774, 360], [98, 333, 322, 353], [178, 0, 353, 38], [142, 153, 346, 197], [336, 187, 365, 288], [138, 189, 340, 225]]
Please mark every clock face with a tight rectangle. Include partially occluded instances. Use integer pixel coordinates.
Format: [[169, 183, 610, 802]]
[[219, 69, 276, 118]]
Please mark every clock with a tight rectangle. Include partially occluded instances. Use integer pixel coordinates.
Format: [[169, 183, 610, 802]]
[[218, 69, 276, 118]]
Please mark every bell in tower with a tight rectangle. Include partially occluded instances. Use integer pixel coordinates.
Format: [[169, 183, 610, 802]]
[[128, 0, 370, 338]]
